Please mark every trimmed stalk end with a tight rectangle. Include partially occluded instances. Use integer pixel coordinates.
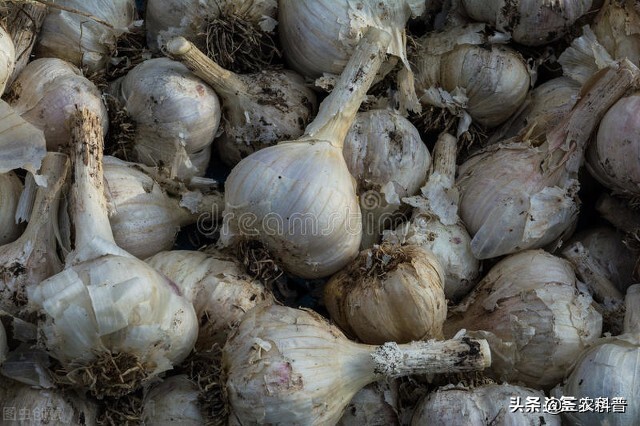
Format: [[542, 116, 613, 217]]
[[167, 37, 191, 56]]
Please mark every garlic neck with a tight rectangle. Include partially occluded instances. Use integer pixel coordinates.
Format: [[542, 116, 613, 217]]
[[171, 191, 224, 226], [429, 133, 457, 190], [624, 284, 640, 334], [303, 28, 392, 149]]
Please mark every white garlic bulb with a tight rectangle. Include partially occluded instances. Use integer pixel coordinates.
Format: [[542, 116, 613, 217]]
[[109, 58, 221, 179], [344, 110, 430, 249], [552, 284, 640, 425], [223, 304, 491, 425], [457, 60, 638, 259], [146, 249, 273, 349], [0, 173, 23, 246], [337, 381, 399, 426], [165, 37, 317, 167], [7, 58, 108, 150], [35, 0, 135, 73], [412, 383, 560, 425], [445, 250, 602, 388], [413, 23, 531, 130], [459, 0, 593, 46], [384, 133, 479, 301], [28, 109, 198, 398], [0, 25, 15, 94], [324, 244, 447, 344], [217, 29, 393, 278], [142, 375, 206, 425]]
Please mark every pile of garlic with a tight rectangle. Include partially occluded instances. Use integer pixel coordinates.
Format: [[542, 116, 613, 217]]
[[1, 0, 639, 422]]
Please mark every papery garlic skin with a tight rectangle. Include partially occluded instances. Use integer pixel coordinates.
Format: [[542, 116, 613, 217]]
[[337, 382, 399, 426], [344, 110, 429, 249], [142, 375, 205, 425], [35, 0, 135, 73], [0, 173, 23, 246], [8, 58, 108, 150], [146, 249, 273, 349], [445, 250, 602, 388], [324, 244, 447, 344], [110, 58, 221, 179], [587, 93, 640, 195], [460, 0, 593, 46], [412, 383, 560, 425], [0, 25, 15, 94]]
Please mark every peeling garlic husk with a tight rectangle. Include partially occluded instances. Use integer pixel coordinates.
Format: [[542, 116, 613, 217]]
[[384, 133, 479, 301], [35, 0, 136, 73], [457, 60, 639, 260], [337, 381, 399, 426], [343, 110, 430, 249], [146, 0, 277, 51], [109, 58, 221, 179], [411, 383, 560, 425], [458, 0, 593, 46], [7, 58, 108, 150], [445, 250, 602, 388], [552, 284, 640, 425], [0, 25, 15, 94], [0, 100, 47, 177], [0, 173, 23, 246], [412, 23, 531, 130], [324, 244, 447, 344], [142, 375, 206, 425], [223, 304, 491, 425], [146, 249, 274, 350]]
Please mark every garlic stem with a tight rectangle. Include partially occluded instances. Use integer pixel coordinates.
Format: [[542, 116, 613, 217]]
[[70, 108, 115, 250], [596, 193, 640, 233], [624, 284, 640, 334], [303, 28, 392, 148], [562, 242, 624, 302], [166, 37, 248, 97], [429, 133, 457, 191], [4, 1, 48, 86], [371, 338, 490, 378]]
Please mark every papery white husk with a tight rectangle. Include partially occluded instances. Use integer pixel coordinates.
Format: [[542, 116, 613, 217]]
[[445, 250, 602, 388], [343, 110, 430, 249], [0, 100, 47, 177], [142, 375, 205, 425], [0, 25, 15, 94], [109, 58, 221, 179], [35, 0, 136, 73], [146, 249, 273, 349], [0, 172, 23, 246], [7, 58, 108, 150], [338, 381, 399, 426], [411, 383, 560, 425]]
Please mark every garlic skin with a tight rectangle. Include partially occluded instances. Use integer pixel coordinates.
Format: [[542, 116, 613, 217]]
[[552, 284, 640, 426], [146, 249, 273, 349], [142, 375, 206, 425], [0, 100, 47, 177], [7, 58, 108, 150], [413, 24, 531, 129], [109, 58, 221, 179], [338, 382, 399, 426], [344, 110, 430, 249], [324, 244, 447, 344], [223, 304, 491, 425], [412, 383, 560, 425], [35, 0, 135, 73], [0, 173, 23, 246], [587, 93, 640, 196], [0, 25, 15, 94], [445, 250, 602, 388], [459, 0, 593, 46]]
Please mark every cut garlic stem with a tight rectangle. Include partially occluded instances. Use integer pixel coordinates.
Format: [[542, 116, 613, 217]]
[[4, 1, 48, 86], [562, 242, 624, 301], [430, 133, 457, 190], [166, 37, 249, 96], [624, 284, 640, 334]]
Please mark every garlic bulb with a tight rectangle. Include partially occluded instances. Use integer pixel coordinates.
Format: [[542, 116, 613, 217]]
[[142, 375, 206, 425], [344, 110, 430, 249], [384, 133, 479, 301], [0, 153, 68, 318], [279, 0, 425, 112], [445, 250, 602, 388], [109, 58, 221, 179], [413, 23, 531, 130], [7, 58, 108, 150], [324, 244, 446, 344], [28, 109, 198, 397], [586, 92, 640, 195], [0, 173, 23, 246], [412, 383, 560, 425], [338, 381, 399, 426], [146, 249, 273, 349], [103, 156, 223, 259], [552, 284, 640, 425], [0, 25, 15, 94], [165, 38, 317, 167], [456, 60, 639, 259], [35, 0, 136, 73], [459, 0, 593, 46], [216, 28, 393, 279], [223, 304, 491, 425]]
